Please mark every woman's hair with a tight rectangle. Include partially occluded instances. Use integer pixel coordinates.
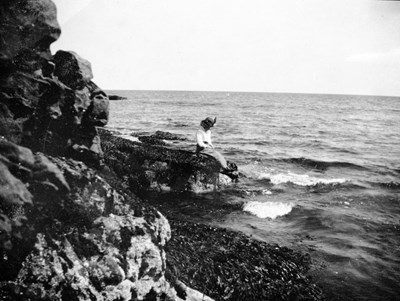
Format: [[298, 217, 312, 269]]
[[201, 117, 216, 128]]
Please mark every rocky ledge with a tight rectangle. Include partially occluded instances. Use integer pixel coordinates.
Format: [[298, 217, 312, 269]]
[[0, 0, 325, 300], [99, 129, 238, 195]]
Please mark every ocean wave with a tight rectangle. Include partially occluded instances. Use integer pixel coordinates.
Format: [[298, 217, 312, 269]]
[[281, 157, 367, 171], [258, 171, 347, 187], [306, 182, 366, 193], [243, 201, 293, 219], [393, 168, 400, 175]]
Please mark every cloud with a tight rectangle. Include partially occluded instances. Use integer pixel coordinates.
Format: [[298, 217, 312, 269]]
[[347, 48, 400, 63]]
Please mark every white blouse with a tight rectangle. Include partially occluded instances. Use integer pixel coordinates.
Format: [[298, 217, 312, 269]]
[[196, 126, 213, 148]]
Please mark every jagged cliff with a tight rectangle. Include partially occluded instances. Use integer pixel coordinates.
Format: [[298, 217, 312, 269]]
[[0, 1, 325, 300], [0, 1, 211, 300]]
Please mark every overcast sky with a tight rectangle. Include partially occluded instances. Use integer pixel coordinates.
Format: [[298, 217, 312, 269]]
[[51, 0, 400, 96]]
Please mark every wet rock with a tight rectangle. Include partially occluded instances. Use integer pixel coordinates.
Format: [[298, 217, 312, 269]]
[[108, 95, 127, 100]]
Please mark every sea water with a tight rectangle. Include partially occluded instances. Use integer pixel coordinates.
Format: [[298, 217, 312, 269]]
[[106, 90, 400, 301]]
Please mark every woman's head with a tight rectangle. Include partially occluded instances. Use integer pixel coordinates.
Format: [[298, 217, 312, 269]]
[[201, 117, 216, 129]]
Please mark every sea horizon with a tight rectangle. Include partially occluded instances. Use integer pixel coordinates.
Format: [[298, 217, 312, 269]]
[[105, 88, 400, 99]]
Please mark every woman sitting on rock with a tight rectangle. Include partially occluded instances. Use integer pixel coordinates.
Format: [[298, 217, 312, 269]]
[[196, 117, 237, 176]]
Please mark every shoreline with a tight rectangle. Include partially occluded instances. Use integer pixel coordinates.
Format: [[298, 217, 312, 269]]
[[99, 129, 327, 300]]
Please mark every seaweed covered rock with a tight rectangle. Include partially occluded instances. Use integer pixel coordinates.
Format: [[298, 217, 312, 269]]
[[166, 221, 325, 301], [100, 129, 237, 194]]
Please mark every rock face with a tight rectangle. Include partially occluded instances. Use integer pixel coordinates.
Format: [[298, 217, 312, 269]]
[[0, 0, 60, 70], [0, 152, 174, 300], [0, 0, 60, 143], [0, 1, 211, 300], [0, 0, 108, 166]]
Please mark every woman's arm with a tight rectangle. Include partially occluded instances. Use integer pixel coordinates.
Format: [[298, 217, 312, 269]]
[[208, 131, 214, 148]]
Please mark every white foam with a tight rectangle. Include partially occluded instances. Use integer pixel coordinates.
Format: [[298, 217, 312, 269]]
[[120, 135, 141, 143], [243, 201, 293, 219], [258, 171, 346, 186]]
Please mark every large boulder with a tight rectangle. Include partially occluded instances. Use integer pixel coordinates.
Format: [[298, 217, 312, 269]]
[[54, 50, 93, 90]]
